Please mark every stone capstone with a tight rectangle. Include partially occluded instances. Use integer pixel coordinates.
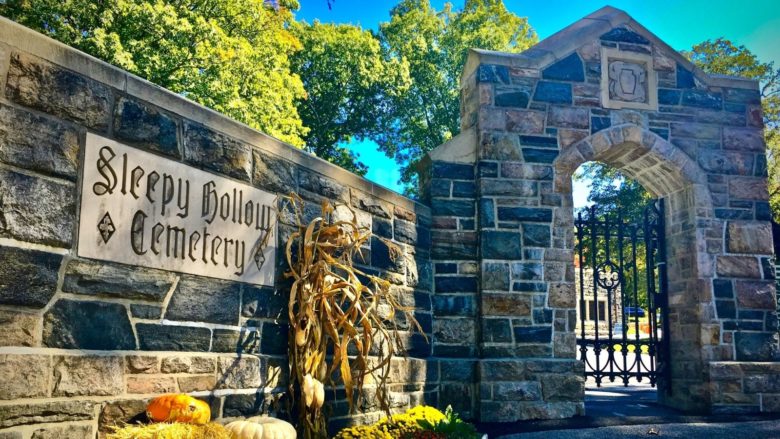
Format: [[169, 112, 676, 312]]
[[43, 299, 135, 350], [0, 246, 61, 308], [62, 259, 174, 301], [51, 355, 123, 397]]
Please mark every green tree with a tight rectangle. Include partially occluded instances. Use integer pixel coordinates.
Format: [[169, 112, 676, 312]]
[[1, 0, 309, 146], [377, 0, 537, 193], [290, 21, 410, 175], [684, 38, 780, 220]]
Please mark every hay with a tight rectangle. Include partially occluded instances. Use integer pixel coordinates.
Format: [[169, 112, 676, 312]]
[[107, 422, 233, 439]]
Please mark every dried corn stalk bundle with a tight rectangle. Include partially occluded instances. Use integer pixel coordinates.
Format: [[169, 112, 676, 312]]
[[282, 194, 423, 439]]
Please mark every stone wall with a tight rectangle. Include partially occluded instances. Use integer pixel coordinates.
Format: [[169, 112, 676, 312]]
[[0, 16, 436, 437]]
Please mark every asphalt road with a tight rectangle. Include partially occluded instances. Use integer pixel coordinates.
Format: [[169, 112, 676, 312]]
[[479, 381, 780, 438]]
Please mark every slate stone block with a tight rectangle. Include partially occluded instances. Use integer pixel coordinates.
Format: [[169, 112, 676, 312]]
[[519, 135, 558, 148], [480, 198, 495, 228], [430, 179, 451, 197], [242, 285, 286, 319], [373, 216, 393, 239], [482, 230, 522, 259], [723, 88, 761, 104], [436, 276, 478, 293], [432, 161, 473, 180], [542, 53, 584, 82], [497, 207, 553, 222], [533, 81, 572, 104], [253, 149, 297, 194], [522, 224, 551, 247], [483, 318, 513, 343], [681, 90, 723, 110], [658, 88, 681, 105], [0, 245, 61, 308], [183, 122, 252, 181], [44, 299, 135, 350], [591, 116, 611, 134], [676, 63, 696, 89], [298, 168, 346, 201], [62, 259, 174, 301], [513, 326, 552, 343], [165, 276, 240, 325], [0, 168, 75, 247], [136, 323, 211, 351], [479, 161, 498, 177], [716, 300, 737, 319], [114, 97, 179, 157], [713, 279, 734, 299], [478, 64, 510, 84], [393, 219, 417, 244], [371, 236, 403, 272], [735, 331, 778, 361], [0, 103, 80, 179], [130, 304, 162, 319], [495, 90, 531, 108], [433, 295, 476, 316], [6, 52, 111, 131], [452, 181, 476, 198], [432, 199, 475, 217], [522, 148, 559, 163], [483, 263, 510, 290], [600, 27, 650, 44]]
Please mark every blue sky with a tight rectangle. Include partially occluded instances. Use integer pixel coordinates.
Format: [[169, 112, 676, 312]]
[[296, 0, 780, 203]]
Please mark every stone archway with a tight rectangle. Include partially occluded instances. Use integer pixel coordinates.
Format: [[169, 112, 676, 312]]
[[423, 6, 779, 423], [554, 124, 716, 411]]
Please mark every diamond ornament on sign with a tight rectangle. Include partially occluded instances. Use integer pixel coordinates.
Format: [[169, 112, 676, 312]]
[[98, 212, 115, 244]]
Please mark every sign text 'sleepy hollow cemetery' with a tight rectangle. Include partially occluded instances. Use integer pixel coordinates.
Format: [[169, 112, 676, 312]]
[[78, 133, 277, 286]]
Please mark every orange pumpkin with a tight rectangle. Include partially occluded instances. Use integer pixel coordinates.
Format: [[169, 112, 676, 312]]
[[146, 394, 211, 424]]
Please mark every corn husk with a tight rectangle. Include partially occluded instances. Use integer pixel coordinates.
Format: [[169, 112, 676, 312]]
[[282, 195, 425, 439]]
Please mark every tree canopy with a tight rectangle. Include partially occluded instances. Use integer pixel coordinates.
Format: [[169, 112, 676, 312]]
[[1, 0, 309, 146], [377, 0, 537, 192], [290, 21, 409, 175]]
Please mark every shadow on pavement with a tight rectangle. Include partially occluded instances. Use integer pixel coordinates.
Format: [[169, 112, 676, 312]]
[[476, 381, 780, 438]]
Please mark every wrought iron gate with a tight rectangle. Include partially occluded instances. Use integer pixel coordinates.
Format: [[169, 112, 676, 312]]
[[574, 199, 669, 388]]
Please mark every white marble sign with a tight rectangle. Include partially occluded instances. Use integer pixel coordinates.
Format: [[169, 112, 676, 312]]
[[78, 133, 277, 286]]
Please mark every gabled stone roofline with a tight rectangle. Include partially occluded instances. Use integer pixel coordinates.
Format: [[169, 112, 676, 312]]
[[0, 16, 428, 213], [461, 6, 760, 91]]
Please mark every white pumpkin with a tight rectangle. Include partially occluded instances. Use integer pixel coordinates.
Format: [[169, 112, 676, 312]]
[[225, 416, 296, 439]]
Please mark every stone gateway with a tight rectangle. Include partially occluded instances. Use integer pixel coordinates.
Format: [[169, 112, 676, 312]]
[[0, 5, 778, 436]]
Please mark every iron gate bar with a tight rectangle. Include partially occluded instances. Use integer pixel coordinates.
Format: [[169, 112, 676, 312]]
[[575, 199, 669, 388]]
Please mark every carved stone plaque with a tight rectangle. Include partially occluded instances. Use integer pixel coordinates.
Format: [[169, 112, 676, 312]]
[[78, 133, 277, 286], [609, 60, 647, 103], [600, 47, 657, 110]]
